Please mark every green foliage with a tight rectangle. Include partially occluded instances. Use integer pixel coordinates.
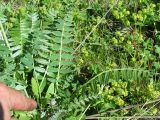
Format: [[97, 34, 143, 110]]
[[0, 0, 160, 119]]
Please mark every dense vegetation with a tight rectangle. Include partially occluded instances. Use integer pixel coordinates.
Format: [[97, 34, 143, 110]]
[[0, 0, 160, 119]]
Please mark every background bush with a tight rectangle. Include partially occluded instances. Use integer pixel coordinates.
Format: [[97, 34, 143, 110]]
[[0, 0, 160, 119]]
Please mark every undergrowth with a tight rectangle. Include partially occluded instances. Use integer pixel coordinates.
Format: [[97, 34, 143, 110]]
[[0, 0, 160, 119]]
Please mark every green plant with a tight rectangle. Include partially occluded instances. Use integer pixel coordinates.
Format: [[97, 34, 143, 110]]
[[0, 0, 160, 119]]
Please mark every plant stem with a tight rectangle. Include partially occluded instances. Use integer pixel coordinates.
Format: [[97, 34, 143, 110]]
[[79, 104, 91, 120], [0, 21, 12, 57]]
